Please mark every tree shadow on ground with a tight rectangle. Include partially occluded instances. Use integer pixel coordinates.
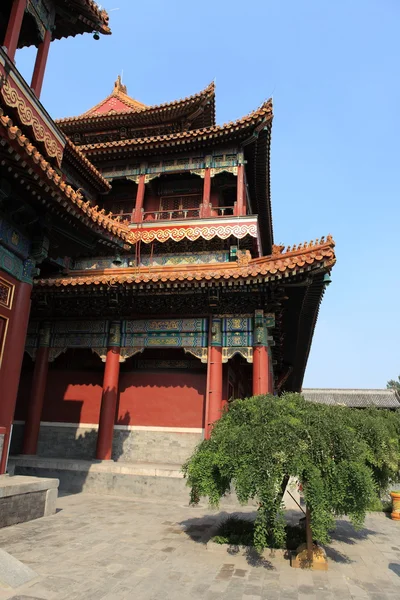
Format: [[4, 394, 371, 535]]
[[180, 511, 382, 567], [323, 545, 354, 564], [329, 519, 378, 545], [321, 519, 379, 564], [179, 510, 281, 569]]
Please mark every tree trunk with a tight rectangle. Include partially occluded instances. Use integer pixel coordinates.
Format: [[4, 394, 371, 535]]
[[306, 506, 313, 562]]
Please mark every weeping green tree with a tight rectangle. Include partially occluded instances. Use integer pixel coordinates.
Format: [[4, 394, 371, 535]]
[[183, 394, 400, 551]]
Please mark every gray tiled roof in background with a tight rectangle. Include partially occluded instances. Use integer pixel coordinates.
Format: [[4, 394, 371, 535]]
[[302, 388, 400, 408]]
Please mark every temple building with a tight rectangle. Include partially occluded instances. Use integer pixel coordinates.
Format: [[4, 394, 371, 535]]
[[0, 2, 336, 488]]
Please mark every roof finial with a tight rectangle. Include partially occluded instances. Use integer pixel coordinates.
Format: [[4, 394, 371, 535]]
[[114, 75, 127, 95]]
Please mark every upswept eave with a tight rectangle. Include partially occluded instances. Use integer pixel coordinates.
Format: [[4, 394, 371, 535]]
[[64, 138, 111, 193], [56, 81, 216, 129], [76, 98, 273, 154], [71, 0, 112, 35], [34, 235, 335, 288], [0, 108, 129, 244], [17, 0, 112, 47]]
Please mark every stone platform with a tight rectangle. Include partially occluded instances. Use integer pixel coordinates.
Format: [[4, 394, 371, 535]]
[[8, 456, 301, 509], [0, 474, 58, 528], [9, 455, 193, 501]]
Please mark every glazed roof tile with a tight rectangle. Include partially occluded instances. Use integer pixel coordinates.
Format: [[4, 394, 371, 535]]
[[64, 138, 111, 192], [34, 236, 335, 288], [19, 0, 111, 47], [57, 81, 216, 128], [303, 389, 400, 409], [77, 98, 272, 155], [0, 108, 129, 242]]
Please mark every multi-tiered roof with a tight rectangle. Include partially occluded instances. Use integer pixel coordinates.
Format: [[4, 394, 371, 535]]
[[30, 80, 336, 391], [58, 78, 274, 253]]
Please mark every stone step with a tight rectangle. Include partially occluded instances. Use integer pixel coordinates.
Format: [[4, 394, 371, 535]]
[[9, 456, 301, 510]]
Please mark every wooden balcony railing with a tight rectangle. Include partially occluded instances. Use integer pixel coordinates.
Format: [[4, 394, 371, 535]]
[[114, 206, 237, 223], [211, 206, 234, 217], [143, 208, 200, 221]]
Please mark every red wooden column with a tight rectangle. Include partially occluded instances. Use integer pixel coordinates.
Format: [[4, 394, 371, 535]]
[[252, 310, 273, 396], [0, 279, 32, 474], [2, 0, 27, 62], [132, 174, 146, 223], [253, 346, 269, 396], [201, 168, 212, 218], [31, 29, 51, 98], [22, 322, 51, 455], [205, 318, 223, 438], [235, 164, 246, 216], [96, 321, 121, 460]]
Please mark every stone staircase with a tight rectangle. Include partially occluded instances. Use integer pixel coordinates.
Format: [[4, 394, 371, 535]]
[[9, 455, 301, 510]]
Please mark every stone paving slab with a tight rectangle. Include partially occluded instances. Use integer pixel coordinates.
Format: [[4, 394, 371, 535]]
[[0, 492, 399, 599]]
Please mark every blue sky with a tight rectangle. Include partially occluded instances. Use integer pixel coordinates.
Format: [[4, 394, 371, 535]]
[[17, 0, 400, 388]]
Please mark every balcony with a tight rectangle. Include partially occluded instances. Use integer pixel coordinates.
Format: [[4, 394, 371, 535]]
[[0, 47, 65, 167], [115, 206, 236, 223]]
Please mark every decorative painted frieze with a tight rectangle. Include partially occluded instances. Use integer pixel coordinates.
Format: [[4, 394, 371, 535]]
[[0, 217, 30, 259], [124, 318, 207, 334], [108, 321, 121, 347], [24, 315, 267, 356], [51, 320, 109, 348], [73, 250, 230, 271], [211, 318, 222, 347], [253, 310, 275, 347], [0, 53, 65, 167]]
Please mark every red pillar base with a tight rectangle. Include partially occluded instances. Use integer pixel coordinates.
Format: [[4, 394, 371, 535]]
[[96, 347, 120, 460]]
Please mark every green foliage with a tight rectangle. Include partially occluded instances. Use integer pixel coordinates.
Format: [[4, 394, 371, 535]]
[[367, 496, 391, 513], [387, 376, 400, 392], [183, 394, 400, 551]]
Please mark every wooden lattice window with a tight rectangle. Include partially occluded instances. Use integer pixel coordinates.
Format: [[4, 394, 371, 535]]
[[159, 195, 201, 218]]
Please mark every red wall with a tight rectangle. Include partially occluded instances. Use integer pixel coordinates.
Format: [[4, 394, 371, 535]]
[[118, 370, 206, 428], [16, 365, 206, 428], [42, 371, 103, 424], [16, 366, 103, 425]]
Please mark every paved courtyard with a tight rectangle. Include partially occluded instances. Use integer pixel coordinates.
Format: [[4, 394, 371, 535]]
[[0, 491, 400, 599]]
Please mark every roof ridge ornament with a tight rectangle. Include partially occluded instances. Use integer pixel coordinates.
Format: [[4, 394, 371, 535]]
[[113, 75, 127, 95]]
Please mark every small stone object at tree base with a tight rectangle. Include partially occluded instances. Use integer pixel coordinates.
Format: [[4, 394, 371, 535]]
[[390, 491, 400, 520], [291, 543, 328, 570]]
